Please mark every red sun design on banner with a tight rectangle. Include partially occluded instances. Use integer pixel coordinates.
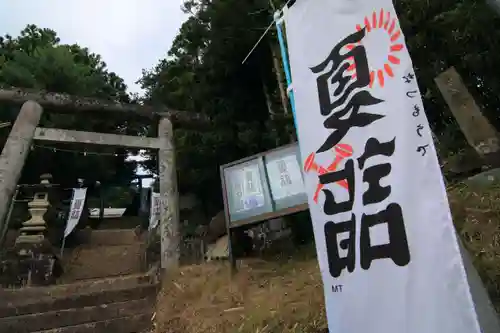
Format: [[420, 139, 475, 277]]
[[345, 9, 404, 88], [304, 143, 354, 203]]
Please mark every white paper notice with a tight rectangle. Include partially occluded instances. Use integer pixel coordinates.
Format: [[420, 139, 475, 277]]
[[266, 155, 305, 200], [284, 1, 500, 333], [149, 192, 161, 230], [228, 164, 265, 213]]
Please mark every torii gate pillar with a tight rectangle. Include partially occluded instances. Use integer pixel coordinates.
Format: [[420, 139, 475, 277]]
[[0, 101, 43, 229], [158, 117, 180, 270]]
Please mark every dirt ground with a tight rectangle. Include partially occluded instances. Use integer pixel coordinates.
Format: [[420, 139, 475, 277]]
[[154, 246, 327, 333]]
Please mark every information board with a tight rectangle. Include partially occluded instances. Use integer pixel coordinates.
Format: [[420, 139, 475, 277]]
[[220, 143, 308, 229]]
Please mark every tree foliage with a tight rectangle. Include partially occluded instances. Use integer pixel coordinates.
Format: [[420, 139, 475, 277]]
[[140, 0, 500, 217], [0, 25, 142, 187], [396, 0, 500, 149], [2, 0, 500, 220], [140, 0, 295, 215]]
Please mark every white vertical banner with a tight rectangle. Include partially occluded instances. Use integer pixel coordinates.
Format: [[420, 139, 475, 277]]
[[284, 1, 499, 333], [149, 192, 161, 230], [64, 188, 87, 238]]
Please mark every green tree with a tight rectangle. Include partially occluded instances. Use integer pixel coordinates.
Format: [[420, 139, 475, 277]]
[[395, 0, 500, 150], [141, 0, 500, 218], [140, 0, 294, 216], [0, 25, 144, 187]]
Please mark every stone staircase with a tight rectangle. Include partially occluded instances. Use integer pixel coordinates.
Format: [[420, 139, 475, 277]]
[[61, 229, 146, 282], [0, 229, 159, 333]]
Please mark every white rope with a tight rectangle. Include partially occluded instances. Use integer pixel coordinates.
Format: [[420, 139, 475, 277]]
[[241, 0, 295, 65], [241, 20, 275, 65]]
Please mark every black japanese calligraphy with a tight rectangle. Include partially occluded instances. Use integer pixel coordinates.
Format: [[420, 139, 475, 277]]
[[357, 137, 396, 169], [417, 144, 429, 156], [360, 203, 411, 270], [320, 138, 411, 278], [416, 124, 424, 137], [362, 164, 392, 205], [325, 214, 356, 278], [402, 73, 415, 83], [357, 138, 396, 205], [310, 26, 414, 280], [74, 199, 83, 209], [311, 28, 384, 153], [412, 105, 420, 117], [406, 90, 418, 98], [358, 138, 410, 270], [70, 199, 84, 219], [407, 86, 428, 154], [70, 210, 79, 219], [319, 159, 355, 215]]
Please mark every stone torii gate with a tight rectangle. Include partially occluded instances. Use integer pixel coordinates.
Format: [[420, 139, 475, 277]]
[[0, 88, 210, 271]]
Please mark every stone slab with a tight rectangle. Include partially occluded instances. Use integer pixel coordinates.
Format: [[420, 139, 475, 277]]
[[0, 264, 158, 304], [0, 298, 153, 333], [465, 168, 500, 188], [33, 314, 152, 333], [0, 284, 158, 318]]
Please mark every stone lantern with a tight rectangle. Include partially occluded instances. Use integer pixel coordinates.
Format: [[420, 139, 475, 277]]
[[16, 174, 52, 246], [9, 173, 61, 287]]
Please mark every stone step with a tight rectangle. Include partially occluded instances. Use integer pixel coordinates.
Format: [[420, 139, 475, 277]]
[[0, 298, 154, 333], [0, 283, 159, 318], [33, 314, 152, 333], [62, 244, 144, 282], [96, 216, 146, 230], [1, 263, 159, 304], [88, 229, 144, 246]]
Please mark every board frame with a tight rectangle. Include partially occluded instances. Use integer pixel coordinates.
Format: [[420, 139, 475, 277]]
[[220, 142, 309, 272]]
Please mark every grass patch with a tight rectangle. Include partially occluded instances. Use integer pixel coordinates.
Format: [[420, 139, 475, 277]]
[[449, 183, 500, 311], [154, 184, 500, 332], [155, 246, 327, 333]]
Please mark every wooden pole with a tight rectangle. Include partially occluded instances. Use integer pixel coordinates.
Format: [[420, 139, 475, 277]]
[[270, 44, 290, 116], [158, 117, 180, 270], [97, 182, 104, 223], [435, 67, 500, 160], [0, 101, 43, 232]]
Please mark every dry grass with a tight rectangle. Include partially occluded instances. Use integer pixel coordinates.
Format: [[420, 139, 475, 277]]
[[449, 183, 500, 312], [155, 247, 327, 333], [153, 183, 500, 333]]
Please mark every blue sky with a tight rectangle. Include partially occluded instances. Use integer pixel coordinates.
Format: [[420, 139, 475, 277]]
[[0, 1, 188, 185], [0, 0, 187, 94]]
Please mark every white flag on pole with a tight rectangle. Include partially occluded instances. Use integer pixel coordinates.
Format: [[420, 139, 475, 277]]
[[64, 188, 87, 238], [283, 1, 499, 332], [149, 192, 161, 230]]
